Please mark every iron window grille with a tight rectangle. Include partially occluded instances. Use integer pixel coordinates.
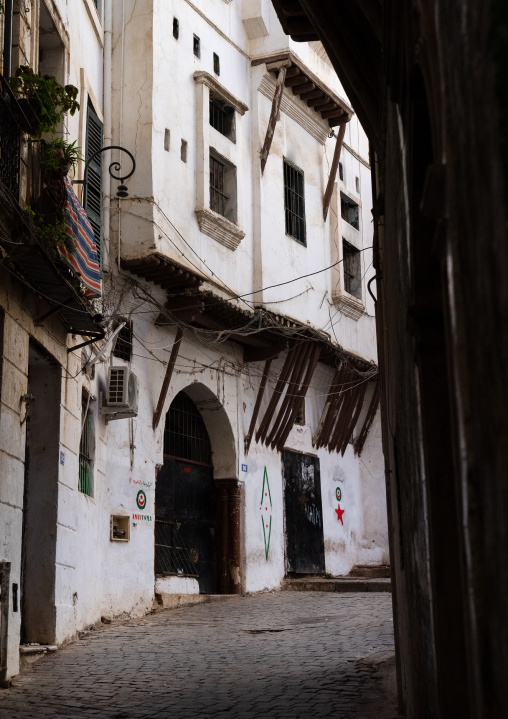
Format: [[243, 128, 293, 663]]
[[209, 154, 228, 217], [79, 391, 94, 496], [284, 159, 306, 245], [343, 239, 362, 299], [0, 84, 21, 200], [209, 95, 235, 141], [155, 519, 199, 577], [164, 391, 212, 465], [113, 321, 133, 362]]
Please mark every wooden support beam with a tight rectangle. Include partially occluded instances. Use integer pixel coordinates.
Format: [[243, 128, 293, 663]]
[[244, 359, 272, 455], [323, 122, 347, 221], [354, 381, 380, 456], [313, 366, 341, 447], [256, 345, 297, 443], [293, 81, 315, 95], [285, 66, 301, 78], [328, 116, 348, 127], [260, 63, 289, 175], [301, 89, 324, 101], [322, 108, 346, 120], [285, 74, 309, 88], [276, 343, 322, 451], [267, 342, 310, 447], [337, 378, 368, 455], [307, 95, 331, 108], [314, 101, 338, 112], [152, 327, 183, 430]]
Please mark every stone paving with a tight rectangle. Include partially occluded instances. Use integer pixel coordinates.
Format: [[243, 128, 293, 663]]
[[0, 591, 396, 719]]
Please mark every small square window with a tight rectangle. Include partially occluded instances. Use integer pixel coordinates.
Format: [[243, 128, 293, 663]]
[[341, 193, 359, 230], [209, 93, 235, 142], [181, 139, 188, 163], [339, 162, 344, 181], [355, 176, 360, 193], [210, 150, 237, 223], [343, 240, 362, 300], [113, 321, 133, 362], [193, 34, 200, 58], [173, 17, 179, 40], [283, 159, 306, 245], [294, 399, 305, 426], [213, 52, 220, 76], [164, 128, 170, 152]]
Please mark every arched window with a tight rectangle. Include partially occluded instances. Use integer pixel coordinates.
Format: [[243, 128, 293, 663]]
[[164, 391, 212, 465]]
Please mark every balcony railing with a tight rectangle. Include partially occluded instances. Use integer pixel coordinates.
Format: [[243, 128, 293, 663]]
[[0, 75, 21, 200]]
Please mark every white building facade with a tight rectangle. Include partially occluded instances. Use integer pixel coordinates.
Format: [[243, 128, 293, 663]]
[[0, 0, 388, 683]]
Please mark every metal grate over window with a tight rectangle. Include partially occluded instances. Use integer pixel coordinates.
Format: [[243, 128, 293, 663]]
[[113, 321, 133, 362], [209, 97, 234, 140], [155, 520, 198, 577], [209, 154, 227, 217], [79, 391, 93, 496], [164, 391, 212, 465], [284, 159, 306, 245]]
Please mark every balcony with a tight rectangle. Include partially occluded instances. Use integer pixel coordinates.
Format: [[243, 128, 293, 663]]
[[0, 75, 104, 340]]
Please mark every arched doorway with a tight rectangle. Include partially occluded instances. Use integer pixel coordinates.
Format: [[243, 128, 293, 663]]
[[155, 391, 218, 594]]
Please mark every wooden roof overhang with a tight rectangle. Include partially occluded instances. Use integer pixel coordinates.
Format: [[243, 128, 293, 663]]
[[252, 51, 354, 128], [121, 254, 377, 373], [269, 0, 383, 145]]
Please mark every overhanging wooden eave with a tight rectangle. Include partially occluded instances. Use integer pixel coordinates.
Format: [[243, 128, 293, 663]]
[[252, 50, 354, 127]]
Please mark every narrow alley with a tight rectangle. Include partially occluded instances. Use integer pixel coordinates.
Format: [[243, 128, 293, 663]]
[[0, 592, 395, 719]]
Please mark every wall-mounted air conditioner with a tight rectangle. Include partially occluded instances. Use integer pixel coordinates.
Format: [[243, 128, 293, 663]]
[[100, 367, 138, 421]]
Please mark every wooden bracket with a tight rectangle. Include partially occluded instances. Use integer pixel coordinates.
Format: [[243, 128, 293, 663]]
[[260, 63, 289, 175], [323, 122, 347, 221], [152, 327, 183, 430], [244, 359, 272, 455]]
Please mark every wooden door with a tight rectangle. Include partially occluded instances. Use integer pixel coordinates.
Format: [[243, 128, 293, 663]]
[[283, 450, 325, 574]]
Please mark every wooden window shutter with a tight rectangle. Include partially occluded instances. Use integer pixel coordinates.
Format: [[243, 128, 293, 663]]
[[85, 103, 103, 268]]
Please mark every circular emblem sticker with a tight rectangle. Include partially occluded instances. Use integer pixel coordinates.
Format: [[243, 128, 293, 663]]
[[136, 490, 147, 510], [336, 487, 342, 501]]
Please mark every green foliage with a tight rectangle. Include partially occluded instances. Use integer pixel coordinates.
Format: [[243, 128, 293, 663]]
[[41, 139, 82, 177], [25, 205, 75, 258], [324, 572, 333, 579], [9, 66, 80, 138]]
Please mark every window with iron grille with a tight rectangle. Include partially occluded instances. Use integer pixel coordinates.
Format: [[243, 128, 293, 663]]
[[343, 240, 362, 299], [113, 321, 133, 362], [164, 391, 212, 465], [209, 94, 235, 141], [209, 151, 237, 223], [79, 390, 94, 496], [85, 101, 103, 269], [341, 193, 359, 230], [283, 159, 306, 245]]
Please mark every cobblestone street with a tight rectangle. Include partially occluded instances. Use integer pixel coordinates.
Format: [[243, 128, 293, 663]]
[[0, 592, 396, 719]]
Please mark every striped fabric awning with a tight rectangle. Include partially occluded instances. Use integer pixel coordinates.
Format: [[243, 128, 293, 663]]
[[59, 176, 102, 297]]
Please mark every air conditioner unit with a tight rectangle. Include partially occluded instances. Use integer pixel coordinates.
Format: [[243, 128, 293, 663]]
[[100, 367, 138, 421]]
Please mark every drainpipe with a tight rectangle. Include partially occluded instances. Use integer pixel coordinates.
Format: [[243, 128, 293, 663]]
[[102, 0, 112, 272], [3, 0, 13, 78]]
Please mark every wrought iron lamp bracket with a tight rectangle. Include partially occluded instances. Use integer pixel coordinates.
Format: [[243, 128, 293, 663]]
[[72, 145, 136, 203]]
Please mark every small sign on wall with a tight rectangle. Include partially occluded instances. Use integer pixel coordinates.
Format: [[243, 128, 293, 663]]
[[241, 464, 248, 472], [60, 451, 65, 466]]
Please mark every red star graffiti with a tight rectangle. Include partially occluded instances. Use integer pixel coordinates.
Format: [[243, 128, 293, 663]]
[[335, 504, 345, 525]]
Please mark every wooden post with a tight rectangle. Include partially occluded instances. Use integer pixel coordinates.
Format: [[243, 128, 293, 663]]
[[260, 61, 291, 175], [323, 122, 347, 221], [244, 359, 272, 454], [152, 327, 183, 430]]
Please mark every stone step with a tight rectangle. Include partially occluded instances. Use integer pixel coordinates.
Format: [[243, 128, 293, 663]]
[[283, 577, 392, 593], [349, 564, 391, 579]]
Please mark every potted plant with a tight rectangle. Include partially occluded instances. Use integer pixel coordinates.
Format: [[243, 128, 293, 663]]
[[9, 66, 80, 137], [41, 139, 82, 181]]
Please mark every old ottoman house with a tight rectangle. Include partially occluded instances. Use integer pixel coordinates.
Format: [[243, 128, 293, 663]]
[[0, 0, 387, 684]]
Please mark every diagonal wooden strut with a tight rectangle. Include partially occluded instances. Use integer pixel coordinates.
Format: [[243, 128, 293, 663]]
[[260, 62, 290, 175], [244, 359, 272, 455], [152, 327, 183, 430], [323, 122, 347, 221]]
